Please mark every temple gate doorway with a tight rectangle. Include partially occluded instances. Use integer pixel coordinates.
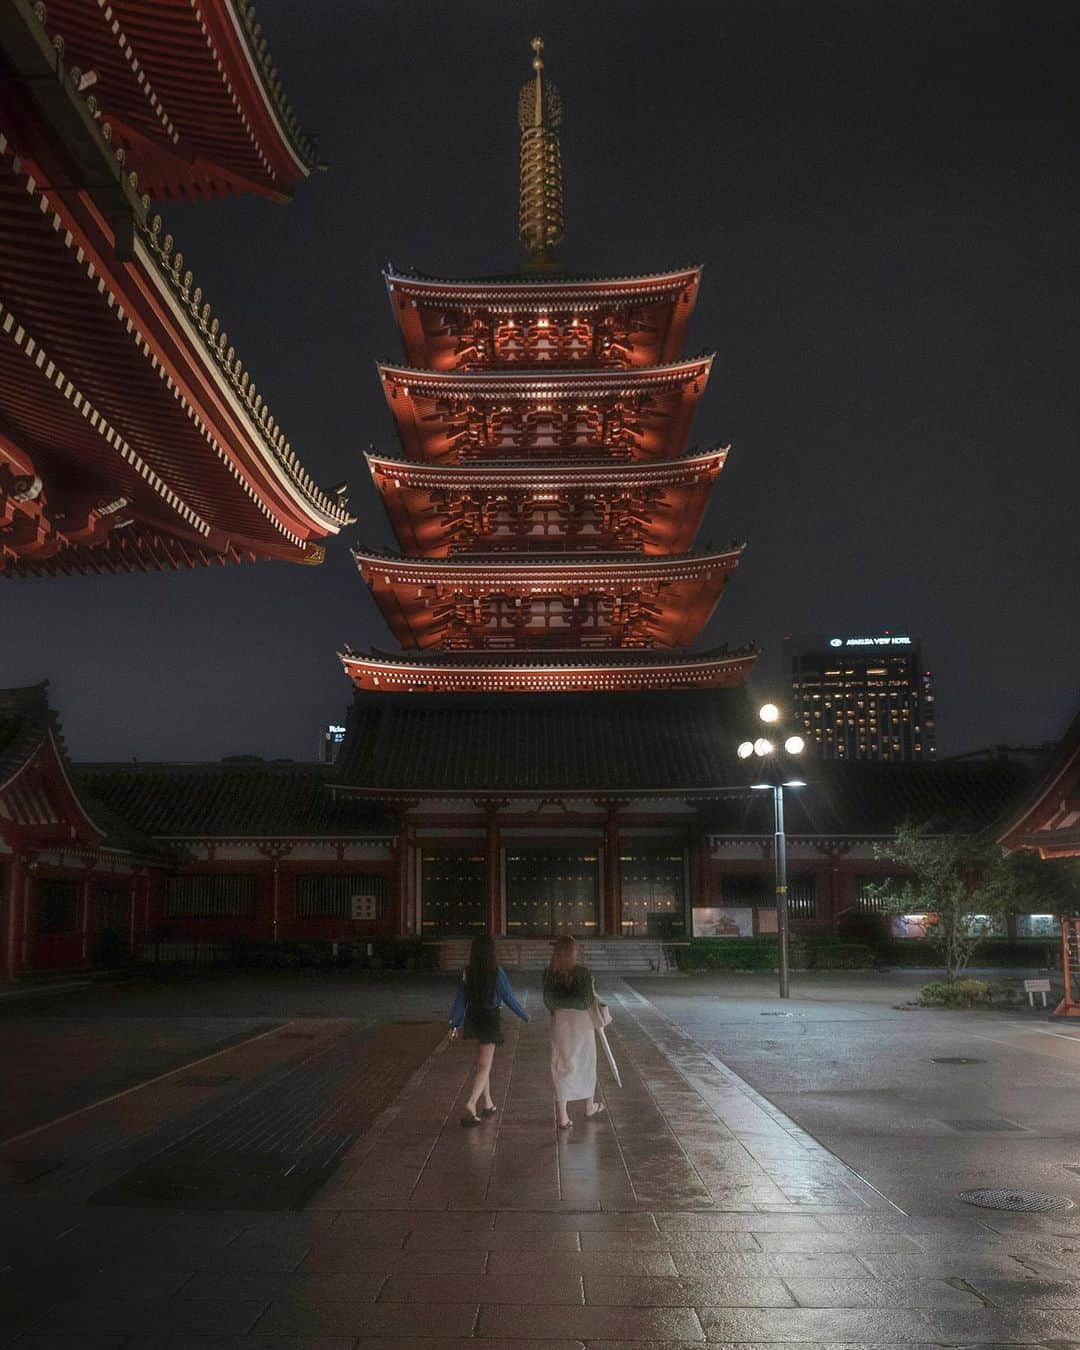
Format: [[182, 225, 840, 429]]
[[506, 848, 599, 937], [620, 848, 687, 938], [420, 850, 486, 938]]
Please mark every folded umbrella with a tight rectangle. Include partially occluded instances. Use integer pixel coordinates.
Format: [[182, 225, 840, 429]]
[[597, 1025, 622, 1088]]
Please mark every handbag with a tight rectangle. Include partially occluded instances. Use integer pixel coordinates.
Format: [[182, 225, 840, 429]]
[[588, 998, 612, 1030]]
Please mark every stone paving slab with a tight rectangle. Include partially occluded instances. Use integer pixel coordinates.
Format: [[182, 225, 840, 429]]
[[3, 978, 1080, 1349]]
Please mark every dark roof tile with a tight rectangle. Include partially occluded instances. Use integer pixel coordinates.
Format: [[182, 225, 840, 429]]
[[77, 762, 394, 839]]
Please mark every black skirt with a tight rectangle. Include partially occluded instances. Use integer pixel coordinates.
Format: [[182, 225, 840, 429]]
[[462, 1006, 503, 1045]]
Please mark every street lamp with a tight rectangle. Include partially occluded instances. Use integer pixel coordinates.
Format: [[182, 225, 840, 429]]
[[740, 703, 806, 999]]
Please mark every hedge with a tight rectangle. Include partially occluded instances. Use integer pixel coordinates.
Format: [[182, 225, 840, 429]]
[[677, 937, 875, 972], [875, 938, 1056, 969]]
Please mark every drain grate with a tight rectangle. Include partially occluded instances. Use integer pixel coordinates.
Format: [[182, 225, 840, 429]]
[[931, 1057, 984, 1064], [276, 1032, 318, 1040], [960, 1188, 1074, 1213], [942, 1118, 1026, 1132], [175, 1074, 237, 1087]]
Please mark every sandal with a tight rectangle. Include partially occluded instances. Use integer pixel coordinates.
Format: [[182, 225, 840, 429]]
[[480, 1106, 497, 1118], [585, 1103, 606, 1118], [556, 1119, 573, 1130], [461, 1113, 482, 1128]]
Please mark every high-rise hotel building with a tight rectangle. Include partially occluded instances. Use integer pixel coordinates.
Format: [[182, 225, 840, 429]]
[[785, 634, 936, 762]]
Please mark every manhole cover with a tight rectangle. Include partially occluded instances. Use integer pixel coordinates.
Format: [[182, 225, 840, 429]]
[[931, 1057, 984, 1064], [960, 1188, 1074, 1213]]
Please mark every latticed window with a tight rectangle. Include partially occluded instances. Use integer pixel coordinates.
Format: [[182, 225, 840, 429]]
[[788, 873, 818, 919], [719, 873, 771, 907], [165, 875, 256, 919], [295, 874, 387, 919]]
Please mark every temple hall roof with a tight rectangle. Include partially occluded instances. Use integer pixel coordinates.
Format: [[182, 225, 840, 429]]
[[0, 684, 171, 861], [32, 0, 319, 200], [0, 37, 352, 576], [332, 688, 753, 796], [330, 689, 1036, 832], [997, 707, 1080, 859], [78, 762, 394, 841]]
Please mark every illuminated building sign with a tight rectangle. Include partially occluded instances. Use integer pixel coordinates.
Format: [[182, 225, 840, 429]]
[[829, 635, 912, 647]]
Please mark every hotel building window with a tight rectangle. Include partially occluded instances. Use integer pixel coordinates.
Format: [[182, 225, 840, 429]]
[[784, 633, 936, 762]]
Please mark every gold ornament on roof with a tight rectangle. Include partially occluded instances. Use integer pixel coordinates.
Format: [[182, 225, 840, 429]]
[[518, 36, 565, 273]]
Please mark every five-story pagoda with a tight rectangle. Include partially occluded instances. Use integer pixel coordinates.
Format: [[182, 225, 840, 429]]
[[344, 39, 754, 696], [335, 41, 758, 945]]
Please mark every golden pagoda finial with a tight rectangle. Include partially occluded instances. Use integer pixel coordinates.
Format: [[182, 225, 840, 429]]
[[518, 35, 565, 273]]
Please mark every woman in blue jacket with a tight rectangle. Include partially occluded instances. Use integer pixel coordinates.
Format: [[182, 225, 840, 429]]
[[449, 934, 529, 1126]]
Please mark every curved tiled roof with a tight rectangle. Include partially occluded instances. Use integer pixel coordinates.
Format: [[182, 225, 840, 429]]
[[330, 690, 1036, 825], [0, 684, 52, 791], [352, 544, 744, 573], [354, 645, 756, 669], [377, 356, 713, 397], [364, 445, 729, 488], [384, 265, 702, 296], [77, 762, 393, 839], [333, 688, 750, 795], [0, 684, 171, 859]]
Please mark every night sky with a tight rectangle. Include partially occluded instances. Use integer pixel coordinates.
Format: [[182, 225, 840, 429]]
[[4, 1, 1079, 762]]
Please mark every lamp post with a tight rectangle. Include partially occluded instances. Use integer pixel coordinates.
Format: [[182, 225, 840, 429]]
[[737, 704, 806, 1000]]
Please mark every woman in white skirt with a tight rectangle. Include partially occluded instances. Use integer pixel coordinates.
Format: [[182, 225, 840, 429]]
[[543, 935, 605, 1130]]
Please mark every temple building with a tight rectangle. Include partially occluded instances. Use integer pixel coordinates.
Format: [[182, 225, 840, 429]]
[[0, 38, 1061, 980], [998, 711, 1080, 1016], [331, 39, 763, 947], [0, 0, 351, 578]]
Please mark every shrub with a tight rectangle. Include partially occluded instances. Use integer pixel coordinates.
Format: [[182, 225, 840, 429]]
[[797, 940, 875, 970], [918, 978, 991, 1007], [678, 938, 779, 972], [678, 937, 876, 973]]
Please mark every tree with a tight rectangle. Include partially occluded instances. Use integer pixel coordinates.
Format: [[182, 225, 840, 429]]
[[867, 824, 1077, 980]]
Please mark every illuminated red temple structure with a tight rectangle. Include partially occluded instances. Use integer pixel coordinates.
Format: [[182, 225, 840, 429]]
[[0, 37, 1062, 979], [998, 711, 1080, 1016], [343, 41, 753, 705], [0, 0, 351, 578]]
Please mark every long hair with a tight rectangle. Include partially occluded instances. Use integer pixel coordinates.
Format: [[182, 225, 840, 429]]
[[464, 934, 498, 1007], [548, 935, 578, 990]]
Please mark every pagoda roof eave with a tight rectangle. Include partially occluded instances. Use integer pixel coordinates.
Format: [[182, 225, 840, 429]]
[[343, 645, 756, 671], [338, 647, 758, 694], [351, 544, 745, 579], [376, 355, 713, 395], [364, 444, 729, 485], [383, 265, 702, 301]]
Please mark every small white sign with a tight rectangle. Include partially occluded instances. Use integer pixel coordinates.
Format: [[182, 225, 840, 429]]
[[1024, 977, 1051, 1008], [351, 894, 378, 921]]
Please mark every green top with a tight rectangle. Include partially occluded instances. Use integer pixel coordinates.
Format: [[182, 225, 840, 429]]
[[542, 964, 594, 1012]]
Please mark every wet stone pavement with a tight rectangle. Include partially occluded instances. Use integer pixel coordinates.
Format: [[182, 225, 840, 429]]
[[2, 977, 1080, 1346]]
